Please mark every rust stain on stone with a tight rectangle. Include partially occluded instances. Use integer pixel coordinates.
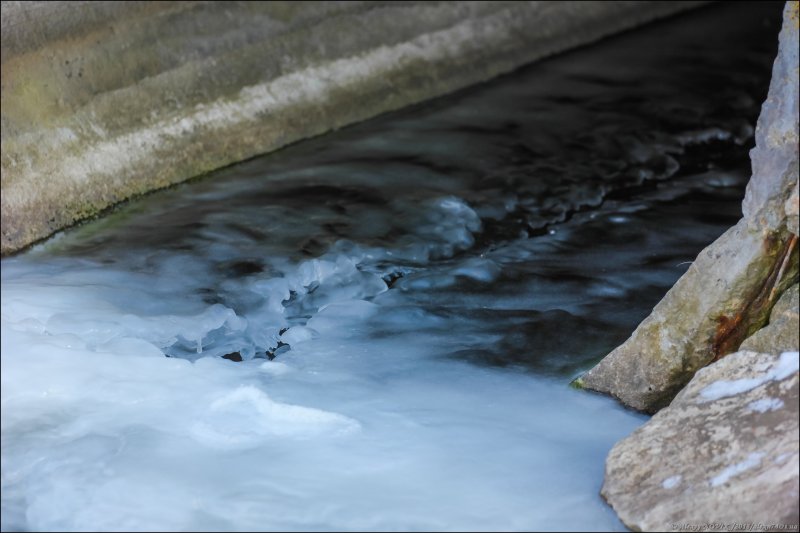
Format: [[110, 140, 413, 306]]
[[712, 314, 745, 361], [711, 231, 799, 362]]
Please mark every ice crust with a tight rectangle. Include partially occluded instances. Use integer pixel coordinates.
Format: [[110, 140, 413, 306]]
[[1, 255, 644, 531]]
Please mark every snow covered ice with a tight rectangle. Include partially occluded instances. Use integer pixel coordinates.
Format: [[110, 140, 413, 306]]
[[1, 253, 646, 531]]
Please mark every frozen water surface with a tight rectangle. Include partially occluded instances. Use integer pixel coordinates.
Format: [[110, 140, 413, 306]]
[[0, 3, 783, 531]]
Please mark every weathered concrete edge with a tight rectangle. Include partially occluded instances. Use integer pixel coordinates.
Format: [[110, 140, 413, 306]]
[[0, 1, 704, 255]]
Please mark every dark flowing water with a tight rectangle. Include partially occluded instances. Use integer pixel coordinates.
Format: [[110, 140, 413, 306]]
[[1, 3, 783, 531]]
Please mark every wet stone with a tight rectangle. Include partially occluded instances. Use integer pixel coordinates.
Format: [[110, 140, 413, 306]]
[[221, 352, 243, 363], [601, 350, 800, 531]]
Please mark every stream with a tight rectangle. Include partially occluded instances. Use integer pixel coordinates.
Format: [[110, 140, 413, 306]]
[[0, 3, 784, 531]]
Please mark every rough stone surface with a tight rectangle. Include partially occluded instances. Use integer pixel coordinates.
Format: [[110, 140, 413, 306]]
[[740, 284, 799, 354], [742, 1, 800, 233], [787, 186, 799, 236], [578, 220, 798, 412], [0, 1, 703, 255], [579, 1, 800, 413], [602, 350, 800, 532]]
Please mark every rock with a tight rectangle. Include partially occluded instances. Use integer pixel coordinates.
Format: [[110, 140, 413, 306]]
[[771, 282, 800, 318], [742, 1, 799, 233], [740, 284, 799, 354], [221, 351, 243, 362], [578, 1, 800, 413], [578, 220, 798, 412], [786, 186, 799, 236], [601, 350, 800, 532]]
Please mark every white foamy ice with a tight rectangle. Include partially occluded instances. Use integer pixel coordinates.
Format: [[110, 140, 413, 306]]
[[0, 263, 248, 356], [0, 269, 645, 533], [279, 325, 317, 346], [248, 254, 387, 323], [191, 386, 360, 449], [259, 360, 292, 375]]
